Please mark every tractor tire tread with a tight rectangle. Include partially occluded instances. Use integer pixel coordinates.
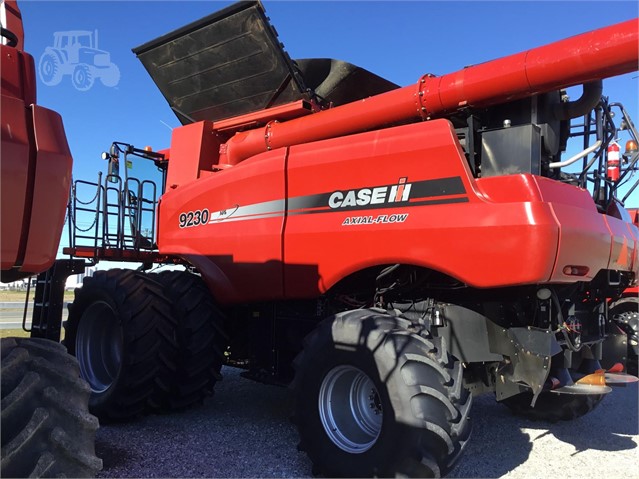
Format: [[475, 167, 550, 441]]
[[153, 271, 227, 410], [0, 337, 101, 478]]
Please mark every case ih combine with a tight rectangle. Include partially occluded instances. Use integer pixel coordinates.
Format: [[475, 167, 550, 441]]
[[2, 1, 639, 477]]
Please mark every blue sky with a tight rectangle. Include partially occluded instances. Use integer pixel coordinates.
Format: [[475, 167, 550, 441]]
[[16, 0, 639, 253]]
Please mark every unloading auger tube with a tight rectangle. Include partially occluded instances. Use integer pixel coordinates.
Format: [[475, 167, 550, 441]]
[[219, 18, 638, 167]]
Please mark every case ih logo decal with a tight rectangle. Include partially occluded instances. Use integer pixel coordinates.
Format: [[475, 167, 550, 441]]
[[180, 176, 468, 227], [329, 178, 412, 209]]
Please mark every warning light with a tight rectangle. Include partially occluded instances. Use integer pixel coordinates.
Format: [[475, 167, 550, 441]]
[[625, 139, 638, 158], [144, 146, 153, 152], [576, 369, 606, 386]]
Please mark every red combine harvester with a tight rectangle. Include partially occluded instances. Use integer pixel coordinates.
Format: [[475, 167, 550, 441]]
[[4, 1, 639, 477], [0, 1, 101, 477]]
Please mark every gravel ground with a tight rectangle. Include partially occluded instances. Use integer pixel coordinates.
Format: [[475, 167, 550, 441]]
[[96, 366, 638, 478]]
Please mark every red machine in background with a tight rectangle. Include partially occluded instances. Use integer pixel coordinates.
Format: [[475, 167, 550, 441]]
[[0, 2, 101, 478], [1, 0, 72, 281], [3, 1, 639, 477]]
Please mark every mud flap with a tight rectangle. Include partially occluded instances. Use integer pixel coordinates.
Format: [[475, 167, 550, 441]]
[[487, 322, 561, 405]]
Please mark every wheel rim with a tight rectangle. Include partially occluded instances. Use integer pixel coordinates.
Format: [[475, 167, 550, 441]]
[[75, 301, 123, 394], [318, 365, 383, 453]]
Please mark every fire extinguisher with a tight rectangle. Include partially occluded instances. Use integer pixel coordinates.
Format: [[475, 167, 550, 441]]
[[607, 142, 620, 182]]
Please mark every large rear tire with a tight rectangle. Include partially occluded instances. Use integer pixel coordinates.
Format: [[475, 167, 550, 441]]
[[1, 337, 102, 478], [64, 269, 175, 421], [153, 270, 227, 410], [293, 309, 472, 478]]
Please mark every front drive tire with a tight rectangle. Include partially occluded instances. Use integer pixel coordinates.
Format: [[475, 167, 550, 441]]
[[1, 337, 102, 478], [293, 310, 472, 478], [64, 269, 175, 421]]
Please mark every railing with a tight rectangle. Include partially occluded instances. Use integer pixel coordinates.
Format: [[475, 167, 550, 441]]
[[67, 172, 159, 260]]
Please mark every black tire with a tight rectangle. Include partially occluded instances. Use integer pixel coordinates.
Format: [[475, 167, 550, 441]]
[[609, 297, 638, 376], [293, 309, 472, 478], [153, 270, 227, 410], [501, 391, 605, 422], [1, 337, 102, 478], [64, 269, 175, 421]]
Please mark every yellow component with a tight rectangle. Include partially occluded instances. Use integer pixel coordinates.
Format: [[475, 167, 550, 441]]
[[144, 145, 153, 151], [576, 369, 606, 386], [625, 139, 638, 156]]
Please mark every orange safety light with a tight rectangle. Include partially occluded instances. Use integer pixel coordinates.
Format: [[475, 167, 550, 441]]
[[625, 139, 638, 157], [576, 369, 606, 386]]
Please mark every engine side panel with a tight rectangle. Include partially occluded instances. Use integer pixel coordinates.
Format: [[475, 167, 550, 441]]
[[283, 120, 561, 297]]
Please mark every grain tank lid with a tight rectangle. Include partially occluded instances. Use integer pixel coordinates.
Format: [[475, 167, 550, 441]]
[[132, 1, 309, 125]]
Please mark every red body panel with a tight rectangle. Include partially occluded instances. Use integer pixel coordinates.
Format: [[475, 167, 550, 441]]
[[20, 106, 73, 272], [158, 119, 636, 304], [165, 121, 219, 190], [531, 178, 638, 280], [158, 148, 287, 303], [1, 94, 31, 269], [283, 121, 558, 297]]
